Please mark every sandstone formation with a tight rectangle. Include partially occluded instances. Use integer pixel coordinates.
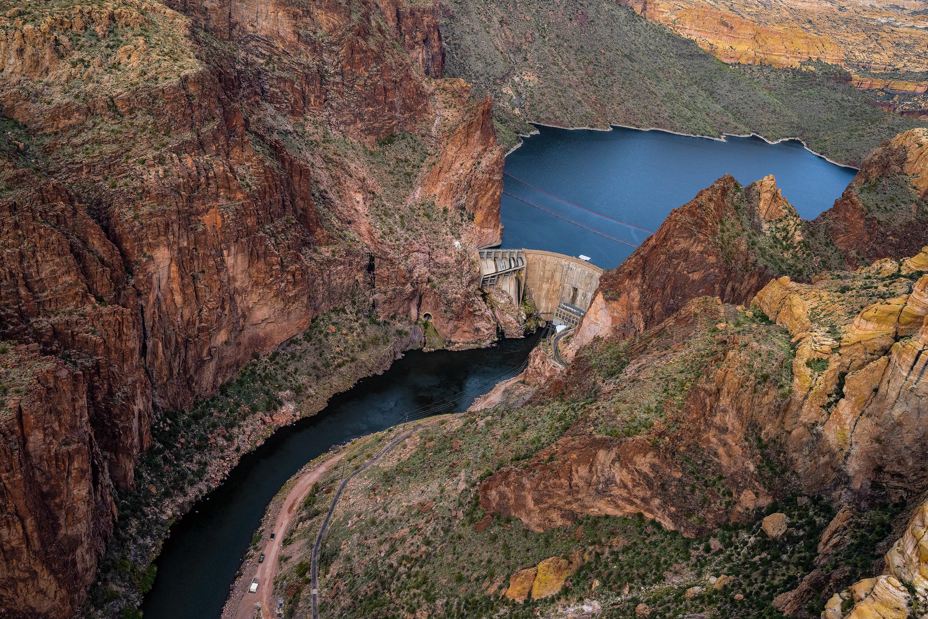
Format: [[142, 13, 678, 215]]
[[0, 0, 505, 615], [826, 500, 928, 619], [615, 0, 928, 72]]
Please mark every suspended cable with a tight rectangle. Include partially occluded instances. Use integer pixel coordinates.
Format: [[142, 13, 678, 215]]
[[502, 191, 639, 248], [504, 171, 656, 234]]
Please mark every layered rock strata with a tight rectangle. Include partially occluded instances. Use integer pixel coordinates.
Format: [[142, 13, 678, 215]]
[[481, 251, 928, 537], [0, 0, 504, 616], [825, 500, 928, 619], [615, 0, 928, 72]]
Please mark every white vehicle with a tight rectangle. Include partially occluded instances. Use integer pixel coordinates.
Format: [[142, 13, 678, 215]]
[[249, 578, 259, 594]]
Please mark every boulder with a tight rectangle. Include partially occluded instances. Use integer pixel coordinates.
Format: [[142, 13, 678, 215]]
[[763, 513, 788, 539], [504, 567, 537, 603], [530, 557, 572, 600]]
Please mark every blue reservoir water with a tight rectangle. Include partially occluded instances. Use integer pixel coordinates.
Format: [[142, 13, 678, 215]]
[[139, 125, 858, 619], [501, 126, 859, 269]]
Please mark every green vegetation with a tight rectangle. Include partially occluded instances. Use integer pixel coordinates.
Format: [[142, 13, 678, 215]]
[[854, 173, 928, 224], [80, 300, 425, 617], [270, 276, 915, 619], [440, 1, 926, 164]]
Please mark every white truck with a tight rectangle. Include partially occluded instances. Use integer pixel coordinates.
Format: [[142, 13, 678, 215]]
[[249, 578, 259, 594]]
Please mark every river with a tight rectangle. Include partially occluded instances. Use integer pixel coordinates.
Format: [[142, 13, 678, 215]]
[[501, 126, 858, 269], [141, 334, 540, 619], [141, 126, 860, 618]]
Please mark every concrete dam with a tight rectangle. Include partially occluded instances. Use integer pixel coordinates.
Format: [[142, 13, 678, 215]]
[[477, 249, 603, 327]]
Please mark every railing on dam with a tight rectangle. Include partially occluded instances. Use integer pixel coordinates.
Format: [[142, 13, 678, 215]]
[[477, 248, 602, 326]]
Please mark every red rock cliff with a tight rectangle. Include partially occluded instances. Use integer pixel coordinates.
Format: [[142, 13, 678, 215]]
[[0, 0, 503, 615], [570, 174, 791, 351]]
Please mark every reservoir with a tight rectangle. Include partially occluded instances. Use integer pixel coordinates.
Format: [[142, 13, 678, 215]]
[[501, 126, 859, 269], [141, 334, 540, 619], [141, 126, 857, 618]]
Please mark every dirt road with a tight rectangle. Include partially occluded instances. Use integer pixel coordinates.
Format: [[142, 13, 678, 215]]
[[232, 451, 346, 619]]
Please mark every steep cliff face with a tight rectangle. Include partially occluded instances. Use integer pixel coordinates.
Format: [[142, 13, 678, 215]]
[[0, 0, 504, 615], [815, 128, 928, 268], [573, 128, 928, 354], [826, 500, 928, 619], [0, 346, 115, 619], [614, 0, 928, 73], [481, 252, 928, 537], [627, 2, 845, 69], [569, 174, 808, 352]]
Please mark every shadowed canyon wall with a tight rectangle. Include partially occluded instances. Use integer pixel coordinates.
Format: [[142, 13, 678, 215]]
[[0, 0, 504, 615]]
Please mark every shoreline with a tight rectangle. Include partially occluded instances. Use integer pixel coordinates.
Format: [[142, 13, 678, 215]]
[[506, 121, 860, 170]]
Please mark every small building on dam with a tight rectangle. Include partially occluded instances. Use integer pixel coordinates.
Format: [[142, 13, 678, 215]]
[[477, 249, 603, 327]]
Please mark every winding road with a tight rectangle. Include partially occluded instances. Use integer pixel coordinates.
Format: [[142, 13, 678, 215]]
[[310, 426, 420, 619], [231, 452, 346, 619], [551, 326, 573, 366]]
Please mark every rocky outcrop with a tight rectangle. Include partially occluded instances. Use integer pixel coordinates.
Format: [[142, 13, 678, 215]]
[[481, 247, 928, 540], [826, 500, 928, 619], [502, 555, 580, 602], [614, 0, 928, 73], [815, 128, 928, 269], [0, 0, 505, 615], [570, 174, 800, 352], [0, 345, 115, 619], [482, 297, 786, 536], [421, 94, 504, 247], [573, 129, 928, 355]]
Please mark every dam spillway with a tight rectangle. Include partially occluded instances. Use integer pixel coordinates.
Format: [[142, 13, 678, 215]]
[[477, 248, 603, 326]]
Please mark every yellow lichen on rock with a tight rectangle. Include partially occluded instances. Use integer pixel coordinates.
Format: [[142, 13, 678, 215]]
[[504, 567, 537, 603], [753, 277, 812, 335], [841, 295, 908, 352], [903, 247, 928, 275], [530, 556, 572, 600], [822, 357, 889, 453]]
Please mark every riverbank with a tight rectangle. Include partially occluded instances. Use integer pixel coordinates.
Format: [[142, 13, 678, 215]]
[[80, 304, 436, 618], [108, 330, 540, 619], [509, 123, 859, 171], [225, 450, 347, 619]]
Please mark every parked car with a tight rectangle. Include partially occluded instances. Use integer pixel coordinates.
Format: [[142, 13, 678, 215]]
[[249, 578, 259, 594], [269, 533, 275, 540], [258, 554, 265, 563]]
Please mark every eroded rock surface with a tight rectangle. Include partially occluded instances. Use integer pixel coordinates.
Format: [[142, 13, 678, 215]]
[[0, 0, 505, 615]]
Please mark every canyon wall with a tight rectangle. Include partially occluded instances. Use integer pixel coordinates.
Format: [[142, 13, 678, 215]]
[[572, 128, 928, 353], [614, 0, 928, 72], [482, 251, 928, 538], [0, 0, 503, 616]]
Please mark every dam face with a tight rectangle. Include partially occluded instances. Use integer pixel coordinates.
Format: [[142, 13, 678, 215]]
[[478, 249, 603, 326]]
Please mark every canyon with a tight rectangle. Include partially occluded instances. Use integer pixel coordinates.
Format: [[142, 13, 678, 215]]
[[0, 0, 508, 616], [1, 0, 928, 617], [269, 127, 928, 618]]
